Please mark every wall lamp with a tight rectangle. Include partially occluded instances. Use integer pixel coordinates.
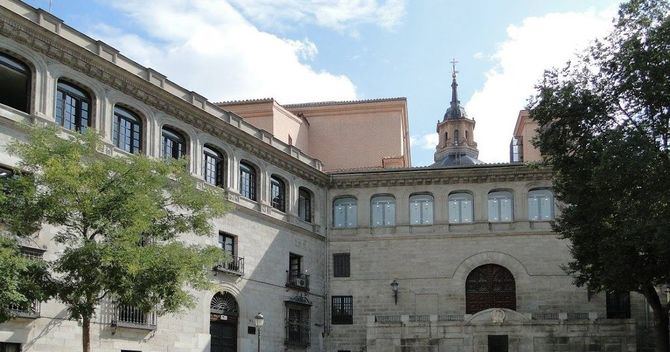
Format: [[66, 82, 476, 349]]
[[390, 279, 399, 305]]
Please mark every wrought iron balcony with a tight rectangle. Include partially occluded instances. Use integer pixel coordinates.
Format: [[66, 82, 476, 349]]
[[286, 272, 310, 291], [214, 256, 244, 276], [112, 304, 157, 330], [9, 301, 40, 319], [285, 320, 310, 347]]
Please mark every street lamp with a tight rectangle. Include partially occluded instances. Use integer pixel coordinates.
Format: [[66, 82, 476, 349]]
[[390, 280, 399, 305], [254, 312, 264, 352]]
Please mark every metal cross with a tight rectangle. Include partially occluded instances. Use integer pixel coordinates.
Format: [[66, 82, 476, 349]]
[[450, 58, 459, 77]]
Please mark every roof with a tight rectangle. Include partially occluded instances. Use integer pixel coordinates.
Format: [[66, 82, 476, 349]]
[[430, 154, 483, 168], [283, 97, 406, 109]]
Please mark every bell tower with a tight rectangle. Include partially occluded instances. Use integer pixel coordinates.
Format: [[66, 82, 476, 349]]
[[433, 59, 481, 166]]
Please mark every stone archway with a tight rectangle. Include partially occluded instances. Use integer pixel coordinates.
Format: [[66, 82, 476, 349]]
[[210, 292, 238, 352]]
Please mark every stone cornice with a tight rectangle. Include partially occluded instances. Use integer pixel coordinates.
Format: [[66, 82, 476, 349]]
[[329, 164, 552, 189], [0, 6, 329, 186]]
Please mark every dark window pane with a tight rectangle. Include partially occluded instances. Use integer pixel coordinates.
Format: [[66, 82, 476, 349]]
[[161, 127, 186, 159], [56, 81, 91, 133], [239, 162, 256, 200], [333, 253, 350, 278], [298, 188, 311, 222], [606, 291, 631, 319], [203, 146, 224, 187], [271, 176, 285, 211], [218, 233, 235, 257], [0, 53, 30, 113], [113, 107, 142, 154]]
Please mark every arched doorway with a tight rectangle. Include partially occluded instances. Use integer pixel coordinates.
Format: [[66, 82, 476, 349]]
[[465, 264, 516, 314], [210, 292, 238, 352]]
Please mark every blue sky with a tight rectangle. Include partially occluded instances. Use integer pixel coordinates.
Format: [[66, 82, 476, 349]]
[[26, 0, 621, 165]]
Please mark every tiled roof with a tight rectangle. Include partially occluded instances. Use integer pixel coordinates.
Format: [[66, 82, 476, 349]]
[[283, 97, 406, 108], [215, 98, 274, 105]]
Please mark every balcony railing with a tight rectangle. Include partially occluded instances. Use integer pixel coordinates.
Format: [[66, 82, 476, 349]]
[[112, 304, 157, 330], [285, 320, 310, 347], [8, 301, 40, 319], [214, 256, 244, 276], [286, 272, 310, 291]]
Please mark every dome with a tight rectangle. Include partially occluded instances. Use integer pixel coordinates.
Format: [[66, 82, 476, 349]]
[[444, 105, 467, 120]]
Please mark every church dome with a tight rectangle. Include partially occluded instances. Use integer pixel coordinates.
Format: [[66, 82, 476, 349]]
[[444, 104, 467, 120]]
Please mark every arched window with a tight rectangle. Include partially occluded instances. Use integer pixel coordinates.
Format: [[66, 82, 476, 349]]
[[113, 106, 142, 154], [298, 187, 312, 223], [445, 132, 448, 144], [454, 129, 459, 145], [239, 161, 257, 201], [465, 130, 469, 142], [333, 197, 357, 228], [448, 192, 473, 224], [0, 52, 30, 113], [270, 175, 285, 211], [466, 264, 516, 314], [488, 191, 513, 222], [528, 189, 554, 221], [203, 145, 225, 187], [56, 80, 91, 132], [371, 195, 395, 227], [161, 126, 187, 159], [409, 194, 433, 225]]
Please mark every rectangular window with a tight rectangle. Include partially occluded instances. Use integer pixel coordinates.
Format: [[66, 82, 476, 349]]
[[0, 342, 21, 352], [219, 233, 235, 257], [285, 305, 310, 346], [332, 296, 353, 324], [298, 188, 311, 222], [333, 253, 350, 278], [289, 253, 301, 278], [606, 291, 631, 319]]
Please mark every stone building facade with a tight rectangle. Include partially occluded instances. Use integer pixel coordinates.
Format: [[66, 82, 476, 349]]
[[0, 1, 658, 352]]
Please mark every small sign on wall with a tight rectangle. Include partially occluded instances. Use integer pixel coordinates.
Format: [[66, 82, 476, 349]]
[[248, 326, 256, 335]]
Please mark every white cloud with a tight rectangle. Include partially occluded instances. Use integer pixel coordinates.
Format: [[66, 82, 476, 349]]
[[410, 132, 439, 150], [91, 0, 358, 103], [228, 0, 405, 32], [465, 8, 616, 163]]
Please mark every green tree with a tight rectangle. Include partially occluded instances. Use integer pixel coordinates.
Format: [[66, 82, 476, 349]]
[[0, 126, 229, 352], [529, 0, 670, 350], [0, 237, 49, 322]]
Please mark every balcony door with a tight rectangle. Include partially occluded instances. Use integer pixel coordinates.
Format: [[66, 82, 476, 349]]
[[210, 292, 238, 352]]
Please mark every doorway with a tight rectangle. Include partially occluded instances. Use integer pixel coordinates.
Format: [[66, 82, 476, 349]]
[[488, 335, 508, 352], [210, 292, 239, 352]]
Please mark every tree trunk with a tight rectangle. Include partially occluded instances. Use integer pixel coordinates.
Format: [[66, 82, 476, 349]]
[[644, 285, 670, 352], [82, 315, 91, 352]]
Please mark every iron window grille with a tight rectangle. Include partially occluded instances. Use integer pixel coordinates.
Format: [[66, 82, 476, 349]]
[[331, 296, 353, 324]]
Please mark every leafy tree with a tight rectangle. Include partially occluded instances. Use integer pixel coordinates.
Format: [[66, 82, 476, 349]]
[[0, 126, 229, 352], [0, 237, 49, 322], [529, 0, 670, 350]]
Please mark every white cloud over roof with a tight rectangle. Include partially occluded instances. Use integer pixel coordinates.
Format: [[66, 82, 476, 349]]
[[91, 0, 375, 103]]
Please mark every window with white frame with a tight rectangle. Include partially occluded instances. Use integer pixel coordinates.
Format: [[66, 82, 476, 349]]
[[488, 191, 513, 222], [409, 194, 433, 225], [371, 195, 395, 227], [333, 197, 357, 228], [528, 189, 554, 221], [448, 192, 473, 224]]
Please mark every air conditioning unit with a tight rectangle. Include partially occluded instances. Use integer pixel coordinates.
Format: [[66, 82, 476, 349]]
[[296, 278, 306, 287]]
